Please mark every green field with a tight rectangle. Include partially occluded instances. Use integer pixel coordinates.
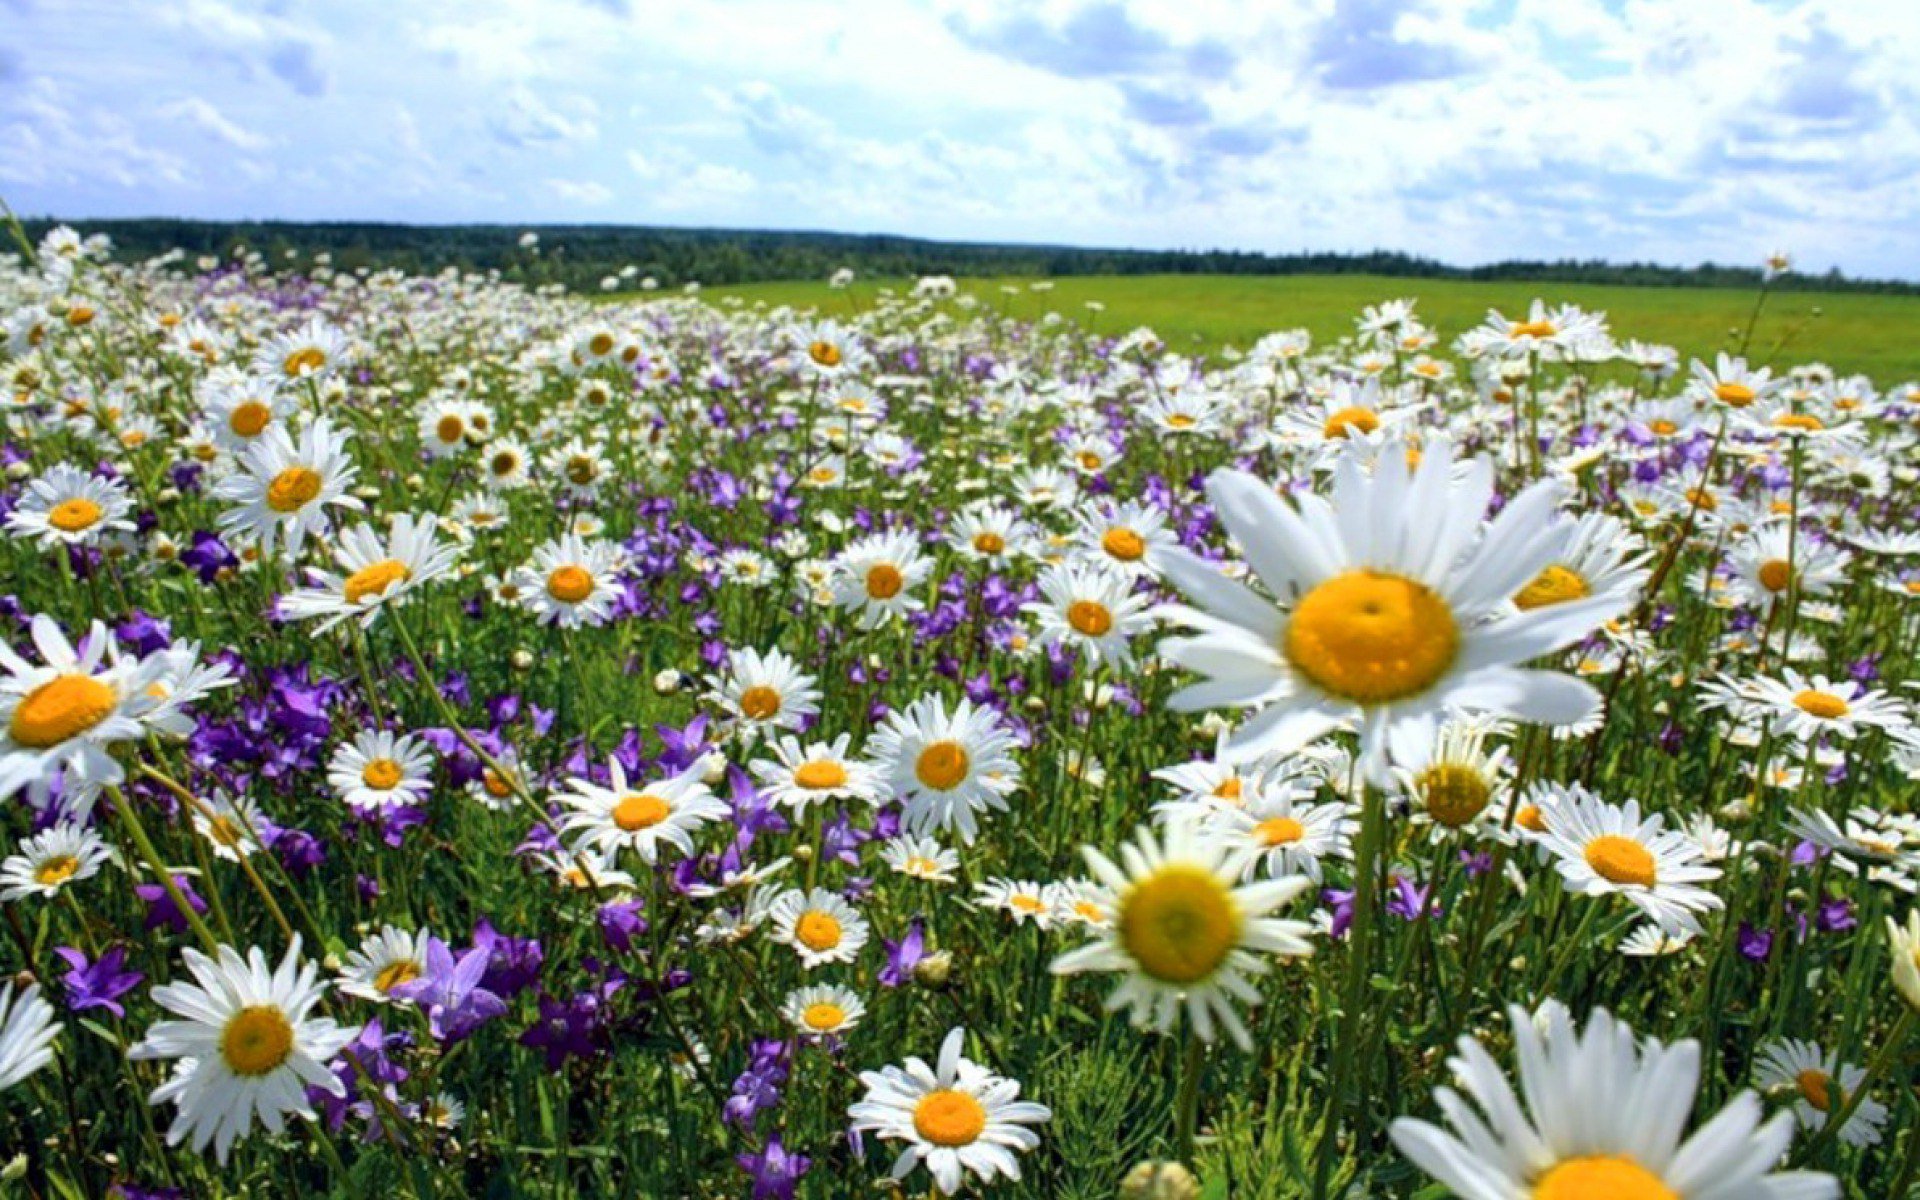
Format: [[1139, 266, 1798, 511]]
[[693, 273, 1920, 383]]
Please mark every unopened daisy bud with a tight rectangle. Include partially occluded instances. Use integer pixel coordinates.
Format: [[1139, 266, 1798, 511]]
[[699, 752, 728, 785], [405, 474, 425, 491], [792, 844, 815, 863], [11, 970, 34, 990], [1886, 911, 1920, 1011], [652, 669, 683, 695], [912, 950, 955, 990], [510, 649, 535, 671], [1120, 1161, 1199, 1200], [1023, 695, 1047, 713], [156, 486, 180, 504], [5, 461, 29, 481]]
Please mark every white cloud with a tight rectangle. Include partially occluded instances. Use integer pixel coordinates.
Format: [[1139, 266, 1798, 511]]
[[159, 97, 271, 152]]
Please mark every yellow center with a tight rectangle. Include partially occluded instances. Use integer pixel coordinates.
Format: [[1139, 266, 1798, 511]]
[[9, 674, 117, 748], [1323, 406, 1380, 439], [912, 1090, 987, 1147], [1102, 527, 1146, 561], [971, 532, 1006, 555], [794, 910, 842, 952], [1532, 1156, 1676, 1200], [739, 685, 782, 720], [589, 333, 615, 356], [1068, 600, 1114, 637], [612, 793, 671, 831], [801, 1002, 846, 1031], [1514, 564, 1591, 611], [1078, 451, 1104, 470], [266, 466, 323, 513], [491, 452, 519, 477], [808, 340, 842, 367], [546, 565, 594, 603], [34, 855, 80, 887], [1646, 419, 1679, 436], [1284, 571, 1459, 703], [905, 856, 939, 876], [344, 559, 410, 604], [1166, 413, 1197, 429], [1011, 894, 1048, 914], [914, 741, 970, 791], [436, 414, 465, 443], [220, 1006, 295, 1077], [48, 497, 103, 532], [1118, 865, 1241, 984], [1584, 835, 1657, 887], [1510, 319, 1556, 339], [865, 563, 904, 599], [361, 758, 404, 790], [1420, 764, 1493, 827], [1213, 777, 1243, 801], [1792, 690, 1849, 720], [228, 400, 271, 437], [283, 347, 326, 377], [374, 960, 420, 994], [483, 769, 514, 799], [1516, 804, 1547, 832], [1253, 816, 1305, 846], [1757, 559, 1794, 593], [566, 457, 597, 486], [1795, 1068, 1836, 1113], [794, 760, 848, 790], [1773, 413, 1823, 432], [1714, 382, 1756, 407]]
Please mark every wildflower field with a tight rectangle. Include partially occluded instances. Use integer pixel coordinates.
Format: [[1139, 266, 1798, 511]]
[[3, 228, 1920, 1200]]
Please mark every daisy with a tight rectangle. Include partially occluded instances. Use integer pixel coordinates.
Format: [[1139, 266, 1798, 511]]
[[782, 984, 867, 1038], [480, 437, 533, 491], [1010, 465, 1080, 512], [768, 887, 870, 968], [0, 822, 111, 902], [870, 693, 1024, 844], [557, 759, 728, 865], [548, 436, 611, 500], [848, 1027, 1051, 1197], [948, 504, 1031, 565], [131, 937, 355, 1163], [336, 925, 432, 1005], [1534, 786, 1723, 935], [417, 398, 478, 458], [279, 513, 462, 632], [1208, 793, 1352, 883], [1687, 352, 1785, 410], [1888, 911, 1920, 1012], [1724, 526, 1850, 610], [881, 835, 961, 883], [448, 493, 509, 539], [212, 416, 362, 556], [1051, 814, 1316, 1048], [1390, 1003, 1836, 1200], [831, 530, 932, 629], [255, 316, 348, 382], [1619, 924, 1695, 957], [0, 982, 59, 1092], [790, 319, 864, 377], [974, 878, 1057, 928], [200, 369, 284, 453], [192, 791, 266, 861], [706, 646, 821, 740], [5, 463, 135, 547], [1736, 672, 1910, 744], [514, 533, 626, 628], [1024, 563, 1151, 669], [1753, 1039, 1886, 1148], [0, 615, 163, 805], [1157, 441, 1624, 780], [1391, 718, 1513, 834], [326, 730, 435, 812], [751, 734, 883, 813], [1074, 500, 1174, 576], [1511, 512, 1648, 615]]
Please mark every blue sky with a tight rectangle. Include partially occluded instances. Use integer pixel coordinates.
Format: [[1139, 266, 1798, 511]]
[[6, 0, 1919, 276]]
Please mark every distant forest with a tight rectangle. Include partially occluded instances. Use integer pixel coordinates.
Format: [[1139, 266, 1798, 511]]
[[17, 217, 1920, 296]]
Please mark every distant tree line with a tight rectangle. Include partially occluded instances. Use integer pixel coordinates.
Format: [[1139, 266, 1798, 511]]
[[17, 217, 1919, 295]]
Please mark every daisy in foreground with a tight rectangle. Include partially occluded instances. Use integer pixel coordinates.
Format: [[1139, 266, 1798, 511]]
[[1390, 1003, 1837, 1200], [0, 981, 60, 1091], [848, 1026, 1051, 1196], [1050, 814, 1315, 1048], [130, 937, 355, 1163], [1157, 441, 1625, 779], [1533, 785, 1724, 936], [278, 512, 461, 632]]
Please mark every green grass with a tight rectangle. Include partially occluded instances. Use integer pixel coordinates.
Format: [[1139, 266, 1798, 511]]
[[692, 273, 1920, 382]]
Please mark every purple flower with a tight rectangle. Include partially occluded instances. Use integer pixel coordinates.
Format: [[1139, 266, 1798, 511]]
[[1737, 923, 1773, 962], [135, 875, 209, 934], [392, 939, 507, 1044], [725, 1039, 791, 1132], [519, 990, 611, 1069], [472, 919, 544, 998], [53, 945, 143, 1018], [1817, 898, 1856, 933], [738, 1134, 810, 1200], [879, 917, 927, 989]]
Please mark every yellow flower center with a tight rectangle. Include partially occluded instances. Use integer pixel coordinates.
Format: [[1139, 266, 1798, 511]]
[[1011, 893, 1047, 914], [1510, 319, 1556, 339], [221, 1005, 296, 1077], [1118, 865, 1241, 984], [9, 674, 117, 748], [34, 855, 80, 887], [589, 333, 615, 357], [1773, 413, 1823, 432], [1322, 406, 1380, 439], [1532, 1156, 1675, 1200], [914, 741, 970, 791], [266, 466, 323, 513], [344, 559, 410, 604], [1714, 382, 1756, 407], [206, 815, 245, 847], [1757, 559, 1794, 593], [1584, 835, 1657, 887], [801, 1002, 846, 1031], [1792, 690, 1849, 720], [1646, 419, 1679, 436], [1514, 564, 1591, 611], [1420, 764, 1493, 827], [228, 400, 271, 437], [1166, 413, 1197, 429], [972, 532, 1006, 555], [361, 758, 404, 790], [436, 414, 465, 443], [1078, 451, 1104, 470], [1067, 599, 1114, 637], [546, 565, 594, 603], [912, 1089, 987, 1147], [1253, 816, 1305, 846], [612, 792, 671, 831], [1101, 527, 1147, 562], [1284, 570, 1459, 704], [1795, 1068, 1836, 1112], [794, 910, 842, 952], [904, 855, 939, 877], [283, 347, 326, 377], [808, 340, 842, 367], [374, 960, 420, 994], [491, 451, 520, 477], [738, 685, 782, 721], [865, 563, 904, 599], [794, 760, 848, 790], [1213, 777, 1243, 801], [566, 456, 597, 486], [1515, 803, 1547, 832], [48, 497, 104, 533]]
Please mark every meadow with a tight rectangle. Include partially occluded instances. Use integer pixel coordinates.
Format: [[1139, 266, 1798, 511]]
[[1, 229, 1919, 1200]]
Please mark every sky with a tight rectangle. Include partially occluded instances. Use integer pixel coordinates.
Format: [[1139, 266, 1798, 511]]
[[5, 0, 1920, 277]]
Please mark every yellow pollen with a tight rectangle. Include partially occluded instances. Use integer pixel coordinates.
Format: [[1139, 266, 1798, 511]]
[[265, 466, 323, 513], [972, 532, 1006, 555], [1714, 382, 1756, 407], [808, 466, 838, 483], [1509, 319, 1556, 339], [283, 346, 326, 377], [34, 855, 80, 887], [1585, 835, 1657, 887], [1253, 816, 1305, 846], [865, 563, 904, 599], [1792, 690, 1849, 720], [1685, 488, 1718, 512], [9, 673, 117, 748], [436, 414, 465, 443], [915, 741, 970, 791], [1796, 1068, 1837, 1112], [1532, 1156, 1676, 1200], [1213, 777, 1243, 801], [794, 760, 848, 790], [361, 758, 404, 790], [1757, 559, 1793, 593], [491, 452, 519, 477], [904, 856, 938, 876], [1421, 764, 1492, 827], [1646, 419, 1679, 436], [1119, 866, 1240, 984], [1010, 894, 1047, 914], [588, 333, 615, 357], [801, 1002, 846, 1031], [47, 497, 103, 533], [1516, 804, 1547, 833], [1284, 570, 1459, 704], [220, 1006, 295, 1077], [913, 1089, 987, 1147], [794, 910, 842, 952], [1165, 413, 1197, 429], [374, 960, 420, 994], [1102, 527, 1146, 561], [228, 400, 271, 437], [207, 815, 245, 848], [612, 793, 671, 831], [1773, 413, 1823, 431], [68, 306, 95, 326], [1323, 406, 1381, 439], [1514, 564, 1591, 611], [344, 559, 410, 604], [483, 769, 514, 799], [1078, 451, 1104, 470], [546, 565, 594, 603], [739, 685, 782, 721], [566, 456, 597, 486], [1067, 600, 1113, 637], [808, 340, 842, 367]]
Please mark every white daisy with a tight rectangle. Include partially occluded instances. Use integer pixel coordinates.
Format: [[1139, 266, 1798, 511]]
[[212, 416, 363, 556], [974, 878, 1057, 927], [706, 646, 821, 740], [870, 693, 1024, 844], [5, 463, 135, 547], [255, 316, 348, 382], [557, 759, 728, 866], [1534, 785, 1724, 936], [0, 822, 111, 902], [514, 533, 627, 628], [767, 887, 870, 968], [1024, 562, 1152, 669], [831, 530, 932, 629], [880, 835, 961, 883], [1753, 1039, 1886, 1148], [782, 984, 867, 1038], [326, 730, 436, 812], [750, 733, 884, 813], [279, 513, 462, 632], [335, 925, 432, 1005], [0, 982, 60, 1092], [0, 615, 163, 806]]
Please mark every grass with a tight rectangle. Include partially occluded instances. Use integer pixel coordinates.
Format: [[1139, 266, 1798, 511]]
[[692, 273, 1920, 382]]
